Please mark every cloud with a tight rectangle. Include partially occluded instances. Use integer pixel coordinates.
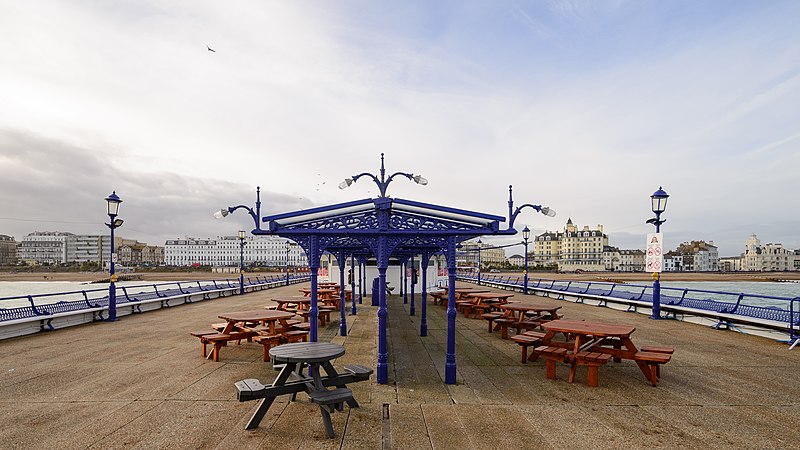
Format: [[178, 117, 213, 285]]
[[0, 128, 313, 245]]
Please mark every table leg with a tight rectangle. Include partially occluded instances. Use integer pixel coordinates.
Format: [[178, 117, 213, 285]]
[[244, 362, 297, 430], [321, 361, 359, 408]]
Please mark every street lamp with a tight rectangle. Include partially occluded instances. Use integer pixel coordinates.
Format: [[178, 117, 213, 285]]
[[338, 153, 427, 197], [477, 239, 482, 286], [285, 241, 291, 286], [238, 230, 246, 295], [105, 191, 123, 321], [522, 226, 530, 295], [647, 186, 669, 320]]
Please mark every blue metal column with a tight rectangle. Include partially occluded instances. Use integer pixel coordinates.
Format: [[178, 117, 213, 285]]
[[309, 235, 320, 342], [377, 236, 389, 384], [420, 253, 429, 336], [108, 224, 117, 321], [410, 254, 416, 316], [445, 236, 458, 384], [358, 256, 365, 304], [402, 260, 408, 304], [350, 254, 357, 315], [651, 215, 662, 320], [338, 251, 347, 336]]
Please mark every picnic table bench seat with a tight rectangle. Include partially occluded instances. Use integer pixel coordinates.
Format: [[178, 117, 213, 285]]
[[253, 334, 283, 361], [191, 331, 257, 362], [534, 345, 569, 380], [640, 345, 674, 354], [634, 351, 672, 386], [283, 330, 309, 343], [510, 331, 546, 363], [574, 351, 613, 386], [481, 312, 504, 332]]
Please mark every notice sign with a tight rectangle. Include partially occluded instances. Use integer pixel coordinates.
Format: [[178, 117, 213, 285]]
[[645, 233, 663, 273]]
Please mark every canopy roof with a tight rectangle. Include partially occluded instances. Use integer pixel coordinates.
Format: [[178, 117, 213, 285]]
[[256, 196, 513, 261]]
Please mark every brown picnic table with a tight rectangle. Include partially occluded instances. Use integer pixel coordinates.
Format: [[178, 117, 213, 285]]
[[433, 288, 490, 307], [536, 319, 672, 387], [459, 292, 515, 318], [490, 303, 562, 338]]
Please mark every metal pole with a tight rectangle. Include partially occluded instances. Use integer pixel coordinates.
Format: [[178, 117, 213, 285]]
[[420, 254, 428, 336], [285, 245, 290, 286], [651, 214, 662, 320], [523, 238, 529, 295], [339, 251, 347, 336], [350, 254, 356, 315], [445, 237, 458, 384], [377, 238, 389, 384], [108, 223, 117, 321], [477, 242, 482, 286], [410, 254, 415, 316], [239, 238, 245, 295]]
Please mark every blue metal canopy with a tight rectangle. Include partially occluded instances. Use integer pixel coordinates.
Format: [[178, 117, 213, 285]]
[[224, 155, 540, 385]]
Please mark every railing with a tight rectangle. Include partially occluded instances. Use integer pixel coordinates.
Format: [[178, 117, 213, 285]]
[[0, 274, 310, 338], [460, 273, 800, 337]]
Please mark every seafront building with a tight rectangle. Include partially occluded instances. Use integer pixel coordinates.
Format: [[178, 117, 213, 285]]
[[507, 254, 524, 268], [0, 235, 17, 265], [664, 240, 719, 272], [742, 234, 799, 271], [164, 235, 308, 268], [118, 239, 164, 266], [533, 219, 609, 272], [456, 239, 507, 269], [602, 246, 645, 272], [18, 231, 74, 264]]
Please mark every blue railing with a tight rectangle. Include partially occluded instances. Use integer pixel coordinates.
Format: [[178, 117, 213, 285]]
[[460, 273, 800, 333], [0, 274, 310, 323]]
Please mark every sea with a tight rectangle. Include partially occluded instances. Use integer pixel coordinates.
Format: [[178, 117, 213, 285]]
[[1, 280, 798, 309]]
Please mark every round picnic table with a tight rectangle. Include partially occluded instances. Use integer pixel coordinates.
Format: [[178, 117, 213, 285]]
[[269, 341, 345, 363]]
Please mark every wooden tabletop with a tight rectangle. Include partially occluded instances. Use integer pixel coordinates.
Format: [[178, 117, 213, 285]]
[[218, 309, 294, 323], [465, 292, 515, 300], [299, 288, 336, 294], [542, 319, 635, 337], [500, 303, 560, 312], [269, 342, 345, 363], [272, 297, 311, 304]]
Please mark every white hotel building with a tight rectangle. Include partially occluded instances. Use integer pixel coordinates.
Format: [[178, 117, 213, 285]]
[[164, 235, 308, 268]]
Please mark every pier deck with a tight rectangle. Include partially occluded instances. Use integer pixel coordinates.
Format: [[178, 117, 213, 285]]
[[1, 283, 799, 449]]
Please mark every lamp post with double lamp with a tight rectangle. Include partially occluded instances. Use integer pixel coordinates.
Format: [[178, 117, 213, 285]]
[[285, 241, 291, 286], [104, 192, 123, 321], [522, 226, 530, 295], [646, 186, 669, 320], [238, 230, 246, 295]]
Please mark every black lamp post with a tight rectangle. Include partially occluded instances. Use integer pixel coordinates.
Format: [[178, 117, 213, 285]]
[[647, 186, 669, 320], [522, 226, 530, 295], [238, 230, 246, 295], [105, 192, 123, 321]]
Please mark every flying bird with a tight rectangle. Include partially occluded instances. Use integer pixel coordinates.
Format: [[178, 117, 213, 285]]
[[206, 45, 215, 52]]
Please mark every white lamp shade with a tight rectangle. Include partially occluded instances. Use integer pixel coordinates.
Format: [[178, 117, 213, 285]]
[[105, 191, 122, 216]]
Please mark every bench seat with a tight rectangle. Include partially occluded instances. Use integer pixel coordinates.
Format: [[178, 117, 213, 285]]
[[634, 351, 672, 386], [574, 351, 613, 386], [534, 345, 569, 380], [510, 330, 545, 363]]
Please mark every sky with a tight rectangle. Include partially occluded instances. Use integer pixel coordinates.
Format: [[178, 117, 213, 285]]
[[1, 0, 799, 257]]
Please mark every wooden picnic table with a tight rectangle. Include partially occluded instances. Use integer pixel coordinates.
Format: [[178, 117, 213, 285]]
[[492, 303, 561, 338], [238, 342, 369, 438], [298, 288, 337, 299], [271, 297, 311, 311], [433, 288, 490, 307], [538, 319, 664, 386], [459, 292, 515, 318], [218, 309, 295, 335]]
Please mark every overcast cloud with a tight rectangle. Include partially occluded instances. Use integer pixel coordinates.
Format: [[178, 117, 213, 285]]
[[1, 1, 798, 256]]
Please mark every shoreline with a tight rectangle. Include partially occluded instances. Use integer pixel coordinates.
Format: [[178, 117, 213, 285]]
[[1, 270, 799, 283]]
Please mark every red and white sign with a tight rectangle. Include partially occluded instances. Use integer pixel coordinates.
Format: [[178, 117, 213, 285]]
[[645, 233, 663, 273]]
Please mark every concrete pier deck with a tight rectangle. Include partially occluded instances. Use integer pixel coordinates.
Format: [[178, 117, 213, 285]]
[[1, 283, 799, 449]]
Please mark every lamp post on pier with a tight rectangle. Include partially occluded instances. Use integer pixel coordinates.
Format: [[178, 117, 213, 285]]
[[238, 230, 246, 295], [285, 241, 291, 286], [476, 239, 482, 286], [105, 192, 123, 321], [646, 187, 669, 320], [522, 226, 530, 295]]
